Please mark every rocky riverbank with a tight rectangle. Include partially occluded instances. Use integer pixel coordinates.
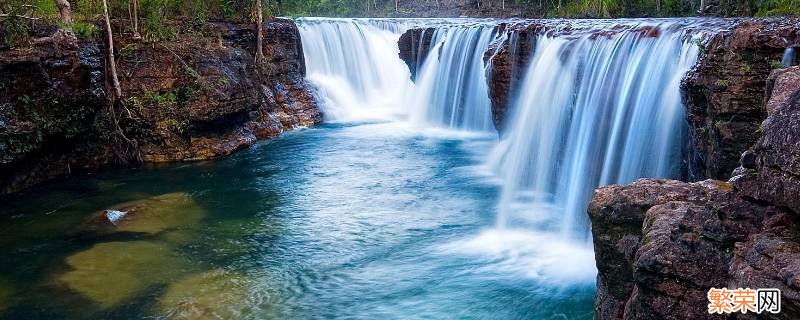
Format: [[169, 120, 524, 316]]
[[0, 19, 322, 194], [589, 65, 800, 319], [683, 19, 800, 180]]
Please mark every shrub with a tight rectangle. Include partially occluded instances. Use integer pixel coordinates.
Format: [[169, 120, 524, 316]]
[[73, 21, 98, 38]]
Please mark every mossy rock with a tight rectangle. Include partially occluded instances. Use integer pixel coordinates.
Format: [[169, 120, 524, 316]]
[[85, 192, 205, 235], [156, 269, 253, 319], [57, 241, 189, 309]]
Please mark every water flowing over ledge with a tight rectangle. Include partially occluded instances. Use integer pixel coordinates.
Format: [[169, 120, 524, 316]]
[[296, 17, 732, 284], [489, 22, 705, 240], [297, 19, 414, 121]]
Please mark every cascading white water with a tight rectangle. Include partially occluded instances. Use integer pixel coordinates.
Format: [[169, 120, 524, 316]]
[[784, 47, 796, 67], [296, 18, 413, 122], [296, 18, 711, 283], [489, 23, 702, 240], [298, 18, 499, 131], [407, 25, 497, 131]]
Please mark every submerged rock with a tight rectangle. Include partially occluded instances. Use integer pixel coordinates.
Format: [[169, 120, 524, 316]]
[[85, 192, 205, 235], [57, 241, 188, 308], [0, 277, 14, 312], [157, 269, 253, 320]]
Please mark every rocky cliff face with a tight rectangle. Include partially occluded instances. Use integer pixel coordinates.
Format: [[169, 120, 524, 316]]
[[114, 20, 321, 163], [590, 66, 800, 320], [482, 23, 539, 131], [0, 38, 108, 193], [0, 19, 321, 194], [397, 27, 435, 81], [682, 18, 800, 180]]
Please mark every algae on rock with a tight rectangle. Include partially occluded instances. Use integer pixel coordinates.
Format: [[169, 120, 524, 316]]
[[157, 269, 254, 319], [57, 241, 189, 308], [86, 192, 205, 235]]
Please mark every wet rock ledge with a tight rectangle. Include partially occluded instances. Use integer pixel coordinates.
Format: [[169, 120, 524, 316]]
[[590, 66, 800, 319], [0, 19, 322, 194]]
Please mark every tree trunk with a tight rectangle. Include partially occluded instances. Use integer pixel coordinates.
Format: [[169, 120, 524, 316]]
[[55, 0, 72, 29], [103, 0, 122, 99], [396, 0, 399, 12], [256, 0, 264, 64], [133, 0, 141, 39]]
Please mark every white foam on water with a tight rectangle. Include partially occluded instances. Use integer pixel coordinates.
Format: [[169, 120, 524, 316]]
[[438, 228, 597, 285]]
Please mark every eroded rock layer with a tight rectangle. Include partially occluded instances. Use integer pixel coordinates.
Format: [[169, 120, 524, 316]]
[[590, 66, 800, 320], [683, 19, 800, 180], [0, 19, 321, 193]]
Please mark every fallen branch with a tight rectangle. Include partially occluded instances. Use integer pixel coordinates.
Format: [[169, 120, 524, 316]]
[[0, 14, 40, 20]]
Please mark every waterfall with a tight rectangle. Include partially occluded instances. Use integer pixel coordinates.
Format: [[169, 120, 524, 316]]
[[298, 18, 499, 131], [784, 47, 796, 67], [489, 23, 702, 239], [407, 25, 497, 131], [296, 18, 413, 122], [296, 17, 712, 283], [298, 18, 704, 240]]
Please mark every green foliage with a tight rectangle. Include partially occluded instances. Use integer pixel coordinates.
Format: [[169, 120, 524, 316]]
[[1, 16, 30, 48], [756, 0, 800, 16], [145, 90, 179, 106], [139, 0, 174, 40], [163, 118, 189, 134], [32, 0, 58, 17], [1, 0, 798, 51], [144, 85, 198, 108], [73, 21, 98, 38]]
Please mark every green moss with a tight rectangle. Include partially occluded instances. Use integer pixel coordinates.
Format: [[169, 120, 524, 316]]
[[742, 63, 753, 74], [146, 91, 179, 106]]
